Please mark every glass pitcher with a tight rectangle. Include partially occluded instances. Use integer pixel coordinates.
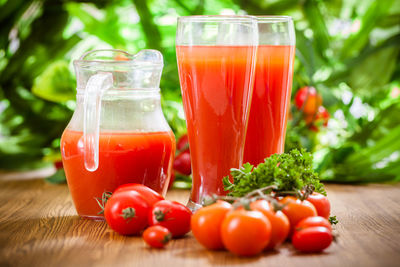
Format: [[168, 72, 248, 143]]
[[61, 49, 175, 220]]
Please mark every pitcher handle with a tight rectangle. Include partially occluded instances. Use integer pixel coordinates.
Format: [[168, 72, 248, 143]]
[[83, 72, 113, 172]]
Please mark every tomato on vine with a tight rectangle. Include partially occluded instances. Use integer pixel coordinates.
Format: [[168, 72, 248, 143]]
[[295, 86, 322, 115], [280, 196, 317, 236], [250, 199, 290, 250], [305, 106, 330, 132], [191, 201, 232, 250], [292, 226, 333, 252], [306, 192, 331, 219], [221, 209, 271, 256], [296, 216, 332, 232]]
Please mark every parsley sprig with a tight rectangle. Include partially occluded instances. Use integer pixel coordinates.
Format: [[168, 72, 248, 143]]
[[223, 149, 326, 197]]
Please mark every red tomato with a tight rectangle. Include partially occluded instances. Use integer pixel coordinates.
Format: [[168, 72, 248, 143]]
[[104, 191, 150, 235], [173, 150, 191, 175], [250, 200, 290, 250], [280, 196, 317, 236], [306, 192, 331, 219], [191, 201, 232, 250], [296, 216, 332, 232], [143, 225, 172, 248], [177, 134, 189, 151], [221, 209, 271, 257], [114, 183, 164, 207], [295, 86, 322, 115], [292, 226, 333, 252], [305, 106, 330, 132], [54, 160, 63, 170], [149, 200, 192, 237]]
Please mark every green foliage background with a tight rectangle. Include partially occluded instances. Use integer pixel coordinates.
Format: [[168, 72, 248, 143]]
[[0, 0, 399, 183]]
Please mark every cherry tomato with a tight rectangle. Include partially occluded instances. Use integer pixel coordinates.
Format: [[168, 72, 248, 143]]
[[173, 150, 191, 175], [296, 216, 332, 232], [292, 226, 333, 252], [54, 160, 63, 170], [104, 191, 150, 235], [305, 106, 330, 132], [280, 196, 317, 236], [149, 200, 192, 237], [306, 192, 331, 219], [177, 134, 189, 151], [143, 225, 172, 248], [295, 86, 322, 115], [250, 199, 290, 250], [191, 201, 232, 250], [221, 209, 271, 257], [114, 183, 164, 207]]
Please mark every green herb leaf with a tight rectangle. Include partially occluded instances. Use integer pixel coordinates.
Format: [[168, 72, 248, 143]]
[[224, 149, 326, 197], [329, 215, 339, 225]]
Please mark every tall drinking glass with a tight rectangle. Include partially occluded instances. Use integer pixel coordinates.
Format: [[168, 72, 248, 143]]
[[176, 16, 258, 209], [244, 16, 295, 165]]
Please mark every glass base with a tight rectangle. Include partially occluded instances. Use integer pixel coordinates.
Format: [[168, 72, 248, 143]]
[[186, 199, 203, 212]]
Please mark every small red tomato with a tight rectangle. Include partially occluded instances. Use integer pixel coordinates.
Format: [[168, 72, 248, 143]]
[[104, 191, 150, 235], [191, 201, 232, 250], [250, 199, 290, 250], [295, 86, 322, 115], [143, 225, 172, 248], [54, 160, 63, 170], [173, 150, 191, 175], [221, 209, 271, 257], [296, 216, 332, 232], [149, 200, 192, 237], [177, 134, 189, 151], [306, 192, 331, 219], [305, 106, 330, 132], [280, 196, 317, 236], [292, 226, 333, 252], [114, 183, 164, 207]]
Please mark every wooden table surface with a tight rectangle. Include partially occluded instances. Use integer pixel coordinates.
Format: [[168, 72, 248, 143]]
[[0, 173, 399, 267]]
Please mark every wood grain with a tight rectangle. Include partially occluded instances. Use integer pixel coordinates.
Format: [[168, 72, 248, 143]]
[[0, 174, 399, 267]]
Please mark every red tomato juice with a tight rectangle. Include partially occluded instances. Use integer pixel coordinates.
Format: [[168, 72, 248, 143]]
[[176, 45, 256, 204], [244, 45, 295, 165], [61, 130, 175, 218]]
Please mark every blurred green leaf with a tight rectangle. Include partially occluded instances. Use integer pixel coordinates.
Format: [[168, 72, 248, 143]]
[[348, 46, 400, 96], [32, 61, 75, 102], [340, 0, 394, 60], [303, 0, 331, 59]]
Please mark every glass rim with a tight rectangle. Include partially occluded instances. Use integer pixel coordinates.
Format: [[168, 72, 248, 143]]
[[73, 49, 163, 67], [256, 15, 293, 22], [177, 15, 256, 23]]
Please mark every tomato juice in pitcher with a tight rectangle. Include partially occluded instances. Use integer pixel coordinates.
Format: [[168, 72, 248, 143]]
[[61, 49, 175, 219]]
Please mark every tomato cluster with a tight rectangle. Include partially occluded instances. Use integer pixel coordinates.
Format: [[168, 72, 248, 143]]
[[103, 183, 192, 248], [191, 192, 333, 256], [294, 86, 330, 132]]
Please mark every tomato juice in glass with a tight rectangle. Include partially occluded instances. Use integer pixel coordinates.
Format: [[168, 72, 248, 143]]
[[244, 17, 296, 166], [176, 45, 257, 205], [244, 45, 295, 165]]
